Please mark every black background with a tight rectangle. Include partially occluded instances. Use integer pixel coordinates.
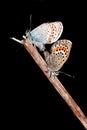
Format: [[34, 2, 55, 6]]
[[2, 0, 87, 129]]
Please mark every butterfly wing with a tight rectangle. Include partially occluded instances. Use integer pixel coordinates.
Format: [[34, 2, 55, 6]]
[[46, 22, 63, 43], [30, 22, 63, 44], [47, 40, 72, 72]]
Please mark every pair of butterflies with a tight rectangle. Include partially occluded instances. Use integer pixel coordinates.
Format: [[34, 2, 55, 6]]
[[26, 21, 72, 76]]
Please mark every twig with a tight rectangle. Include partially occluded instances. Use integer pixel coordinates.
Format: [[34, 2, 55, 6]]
[[11, 37, 23, 44], [11, 37, 87, 129]]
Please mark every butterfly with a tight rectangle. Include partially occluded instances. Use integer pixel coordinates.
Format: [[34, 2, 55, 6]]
[[44, 39, 72, 76], [25, 21, 63, 51]]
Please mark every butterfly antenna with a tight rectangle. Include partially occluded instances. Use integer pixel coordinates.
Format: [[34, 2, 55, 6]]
[[59, 71, 75, 78], [29, 14, 32, 31], [25, 14, 32, 38]]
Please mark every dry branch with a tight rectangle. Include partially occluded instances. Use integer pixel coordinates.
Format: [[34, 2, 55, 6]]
[[11, 37, 87, 129]]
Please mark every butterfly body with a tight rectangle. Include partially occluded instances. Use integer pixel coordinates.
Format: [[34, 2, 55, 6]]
[[44, 40, 72, 76], [26, 22, 63, 51]]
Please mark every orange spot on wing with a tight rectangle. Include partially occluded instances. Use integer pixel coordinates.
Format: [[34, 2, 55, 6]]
[[48, 37, 52, 42], [51, 47, 69, 57]]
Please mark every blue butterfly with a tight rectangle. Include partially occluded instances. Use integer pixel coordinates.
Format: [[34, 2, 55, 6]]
[[26, 21, 63, 51]]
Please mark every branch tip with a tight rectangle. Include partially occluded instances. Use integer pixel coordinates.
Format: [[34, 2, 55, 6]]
[[10, 37, 23, 44]]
